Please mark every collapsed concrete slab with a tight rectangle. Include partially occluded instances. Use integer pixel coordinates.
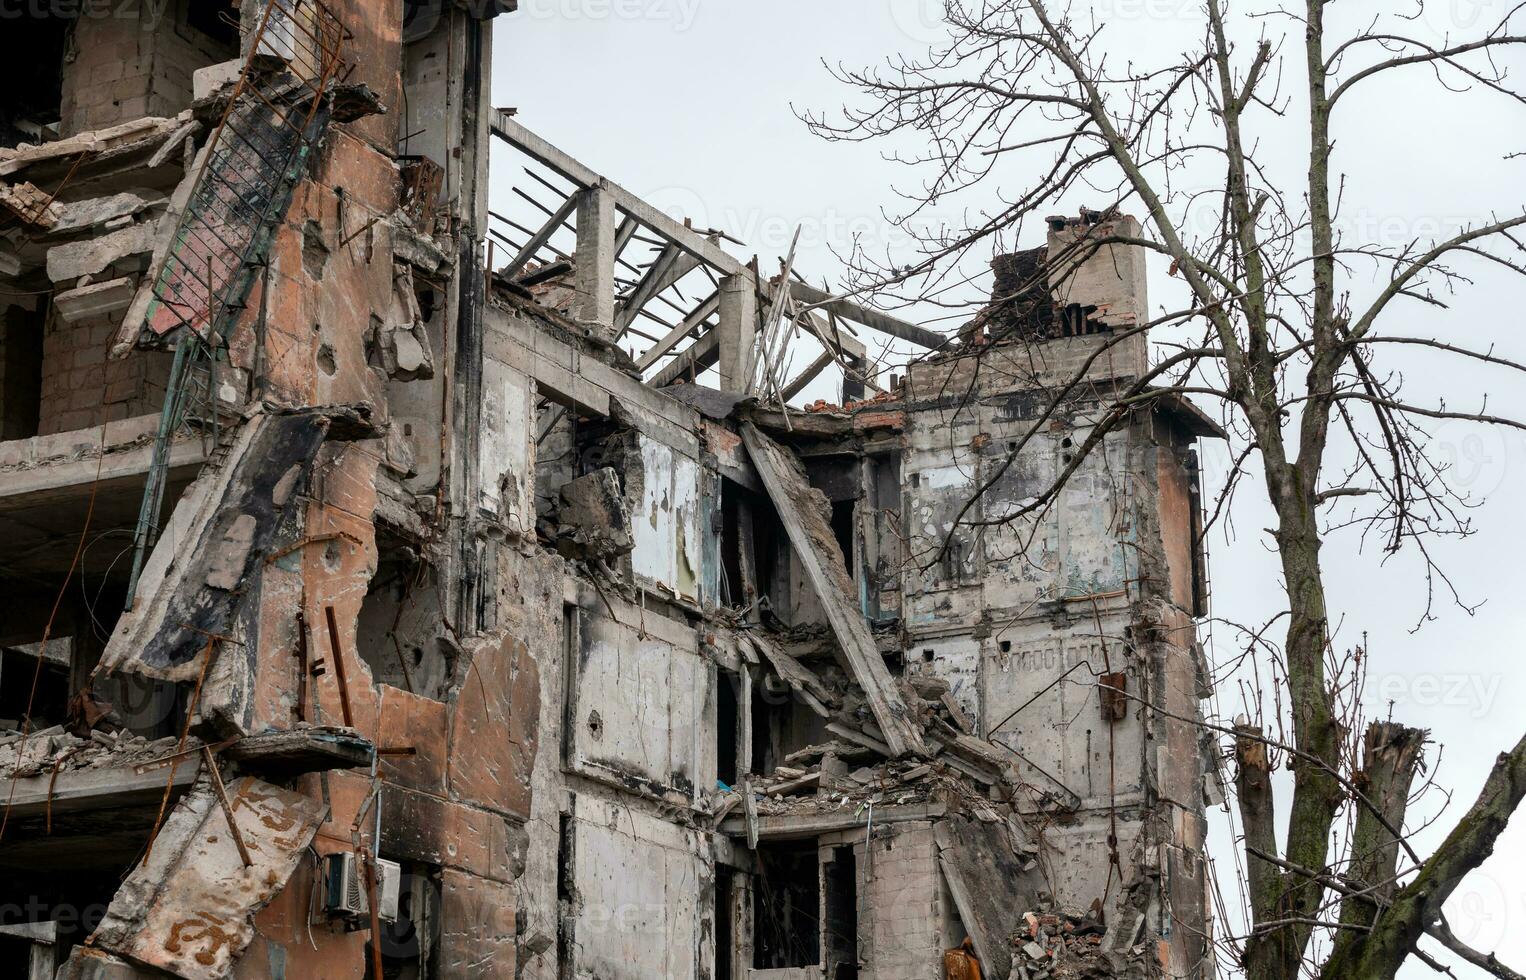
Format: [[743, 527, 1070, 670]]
[[68, 775, 325, 980]]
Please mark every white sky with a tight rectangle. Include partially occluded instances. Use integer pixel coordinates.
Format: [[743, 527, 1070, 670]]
[[490, 2, 1526, 974]]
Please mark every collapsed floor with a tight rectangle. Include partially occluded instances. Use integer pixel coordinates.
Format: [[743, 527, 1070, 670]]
[[0, 4, 1221, 979]]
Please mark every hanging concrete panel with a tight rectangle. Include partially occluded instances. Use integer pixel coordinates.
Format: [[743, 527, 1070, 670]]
[[630, 435, 703, 605]]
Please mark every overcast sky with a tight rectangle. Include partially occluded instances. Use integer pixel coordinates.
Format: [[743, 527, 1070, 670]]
[[490, 2, 1526, 974]]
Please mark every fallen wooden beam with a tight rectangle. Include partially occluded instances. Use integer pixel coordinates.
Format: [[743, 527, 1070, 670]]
[[789, 281, 946, 351], [741, 422, 927, 758]]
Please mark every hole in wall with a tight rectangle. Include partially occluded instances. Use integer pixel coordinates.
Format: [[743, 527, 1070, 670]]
[[317, 343, 337, 377], [302, 220, 330, 280]]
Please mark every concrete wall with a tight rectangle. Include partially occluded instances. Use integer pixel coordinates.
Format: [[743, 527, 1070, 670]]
[[565, 794, 713, 980], [900, 231, 1213, 975], [568, 601, 717, 803]]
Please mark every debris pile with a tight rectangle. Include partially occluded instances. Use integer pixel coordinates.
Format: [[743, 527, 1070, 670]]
[[0, 726, 182, 779], [1009, 901, 1151, 980]]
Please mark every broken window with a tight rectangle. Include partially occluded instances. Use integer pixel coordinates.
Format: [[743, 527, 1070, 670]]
[[356, 532, 449, 699], [823, 846, 859, 980], [0, 13, 69, 147], [717, 667, 740, 788], [182, 0, 241, 50], [0, 305, 44, 440], [749, 669, 830, 777], [714, 865, 735, 980], [753, 841, 821, 970], [2, 590, 183, 740]]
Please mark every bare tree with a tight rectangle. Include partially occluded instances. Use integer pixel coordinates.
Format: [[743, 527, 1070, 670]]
[[799, 1, 1526, 977]]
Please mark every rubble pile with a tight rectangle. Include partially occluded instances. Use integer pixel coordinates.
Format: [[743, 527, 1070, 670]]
[[1008, 902, 1151, 980], [0, 725, 181, 779]]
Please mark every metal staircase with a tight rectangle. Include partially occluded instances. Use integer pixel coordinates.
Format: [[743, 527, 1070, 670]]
[[126, 0, 349, 608]]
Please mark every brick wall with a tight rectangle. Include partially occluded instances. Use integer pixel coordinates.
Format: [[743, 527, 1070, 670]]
[[61, 2, 237, 135], [856, 822, 945, 980], [38, 309, 170, 435]]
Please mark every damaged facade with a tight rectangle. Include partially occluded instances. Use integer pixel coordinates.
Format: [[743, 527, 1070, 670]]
[[0, 6, 1220, 979]]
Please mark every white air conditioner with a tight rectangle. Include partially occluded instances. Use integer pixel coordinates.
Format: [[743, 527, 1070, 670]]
[[323, 852, 402, 923]]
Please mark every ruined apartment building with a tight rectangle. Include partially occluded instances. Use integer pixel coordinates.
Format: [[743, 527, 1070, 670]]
[[0, 3, 1222, 979]]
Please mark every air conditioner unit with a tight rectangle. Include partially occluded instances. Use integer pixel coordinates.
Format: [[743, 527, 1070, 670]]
[[323, 852, 402, 923]]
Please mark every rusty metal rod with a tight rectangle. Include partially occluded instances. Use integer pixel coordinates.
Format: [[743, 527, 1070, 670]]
[[202, 745, 253, 868], [323, 604, 355, 728]]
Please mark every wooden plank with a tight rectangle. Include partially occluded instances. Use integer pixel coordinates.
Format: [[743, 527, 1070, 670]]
[[635, 291, 720, 371], [789, 281, 946, 350], [742, 423, 926, 757], [500, 188, 582, 280], [616, 243, 702, 334], [649, 329, 720, 389], [779, 349, 835, 403], [743, 632, 833, 717]]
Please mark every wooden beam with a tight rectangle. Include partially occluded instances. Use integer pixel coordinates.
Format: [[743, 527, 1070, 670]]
[[500, 188, 582, 281], [492, 112, 749, 277], [789, 281, 946, 350], [615, 243, 702, 334], [649, 329, 720, 389], [779, 349, 835, 403], [635, 290, 719, 371], [740, 423, 927, 758]]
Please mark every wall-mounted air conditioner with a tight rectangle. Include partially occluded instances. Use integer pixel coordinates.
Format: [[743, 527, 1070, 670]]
[[322, 852, 401, 923]]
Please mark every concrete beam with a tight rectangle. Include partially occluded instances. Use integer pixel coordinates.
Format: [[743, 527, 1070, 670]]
[[634, 290, 719, 372], [649, 329, 720, 389], [741, 423, 927, 758], [485, 304, 702, 457], [2, 756, 201, 821], [717, 272, 757, 393]]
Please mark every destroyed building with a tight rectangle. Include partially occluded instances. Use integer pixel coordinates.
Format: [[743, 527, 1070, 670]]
[[0, 4, 1223, 978]]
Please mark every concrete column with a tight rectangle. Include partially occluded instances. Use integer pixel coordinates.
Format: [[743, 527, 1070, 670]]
[[572, 182, 616, 339], [716, 273, 756, 392]]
